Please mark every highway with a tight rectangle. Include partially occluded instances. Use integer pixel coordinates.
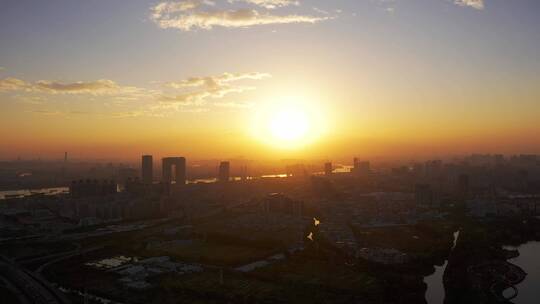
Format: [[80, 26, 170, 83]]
[[0, 255, 70, 304]]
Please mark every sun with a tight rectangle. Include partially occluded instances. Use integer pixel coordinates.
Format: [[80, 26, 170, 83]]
[[269, 108, 310, 142], [251, 95, 327, 149]]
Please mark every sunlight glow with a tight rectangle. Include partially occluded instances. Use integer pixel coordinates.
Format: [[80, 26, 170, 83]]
[[269, 108, 310, 142], [251, 94, 327, 150]]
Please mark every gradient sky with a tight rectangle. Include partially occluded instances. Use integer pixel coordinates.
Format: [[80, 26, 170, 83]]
[[1, 0, 539, 161]]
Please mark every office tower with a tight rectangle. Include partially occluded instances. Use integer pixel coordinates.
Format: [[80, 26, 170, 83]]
[[353, 157, 359, 172], [162, 157, 186, 185], [142, 155, 153, 184], [324, 162, 333, 176], [219, 161, 230, 183], [64, 152, 68, 162]]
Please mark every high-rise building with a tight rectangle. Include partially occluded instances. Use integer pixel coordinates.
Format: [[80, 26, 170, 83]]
[[219, 161, 230, 183], [64, 152, 68, 162], [142, 155, 153, 184], [324, 162, 333, 176], [162, 157, 186, 185]]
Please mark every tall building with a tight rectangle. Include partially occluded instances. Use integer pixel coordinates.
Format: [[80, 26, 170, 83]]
[[162, 157, 186, 185], [64, 152, 68, 162], [324, 162, 333, 176], [142, 155, 153, 184], [219, 161, 230, 183]]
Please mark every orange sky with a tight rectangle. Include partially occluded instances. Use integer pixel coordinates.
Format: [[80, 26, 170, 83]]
[[1, 0, 539, 161]]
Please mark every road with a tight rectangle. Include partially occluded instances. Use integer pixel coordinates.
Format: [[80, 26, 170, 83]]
[[0, 255, 70, 304]]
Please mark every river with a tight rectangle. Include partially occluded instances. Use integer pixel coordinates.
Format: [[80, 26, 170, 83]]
[[504, 241, 540, 304], [424, 230, 459, 304], [0, 187, 69, 200]]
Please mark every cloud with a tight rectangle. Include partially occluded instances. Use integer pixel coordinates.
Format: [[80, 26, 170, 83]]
[[0, 77, 29, 92], [151, 0, 216, 19], [0, 77, 154, 99], [35, 79, 130, 95], [2, 72, 269, 117], [29, 110, 63, 116], [150, 0, 330, 31], [166, 72, 270, 89], [157, 72, 270, 111], [454, 0, 484, 10], [228, 0, 299, 9]]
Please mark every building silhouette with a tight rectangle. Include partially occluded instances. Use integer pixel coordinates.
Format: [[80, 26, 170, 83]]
[[70, 179, 117, 198], [219, 161, 230, 183], [353, 159, 370, 176], [142, 155, 153, 184], [162, 157, 186, 185], [324, 162, 333, 176]]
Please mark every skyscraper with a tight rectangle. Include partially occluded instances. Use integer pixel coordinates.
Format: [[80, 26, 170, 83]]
[[324, 162, 333, 176], [142, 155, 153, 184], [219, 161, 230, 183], [162, 157, 186, 185]]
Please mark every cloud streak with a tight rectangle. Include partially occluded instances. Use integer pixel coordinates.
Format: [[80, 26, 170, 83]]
[[2, 72, 269, 117], [228, 0, 299, 9], [454, 0, 484, 10], [0, 77, 153, 98], [159, 72, 270, 109], [150, 0, 330, 31]]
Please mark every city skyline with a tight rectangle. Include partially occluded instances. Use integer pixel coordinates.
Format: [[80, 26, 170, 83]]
[[1, 0, 540, 160]]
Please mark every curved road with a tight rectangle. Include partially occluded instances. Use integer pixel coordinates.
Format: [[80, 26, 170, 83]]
[[0, 255, 70, 304]]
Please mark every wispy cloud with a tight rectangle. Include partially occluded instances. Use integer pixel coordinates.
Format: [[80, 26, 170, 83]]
[[0, 77, 155, 99], [166, 72, 270, 89], [454, 0, 484, 10], [2, 72, 269, 117], [228, 0, 299, 10], [28, 110, 64, 116], [158, 72, 270, 109], [0, 78, 28, 92], [150, 0, 330, 31]]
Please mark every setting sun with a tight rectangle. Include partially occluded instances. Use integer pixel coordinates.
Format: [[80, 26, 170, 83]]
[[269, 108, 310, 142], [251, 95, 327, 150]]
